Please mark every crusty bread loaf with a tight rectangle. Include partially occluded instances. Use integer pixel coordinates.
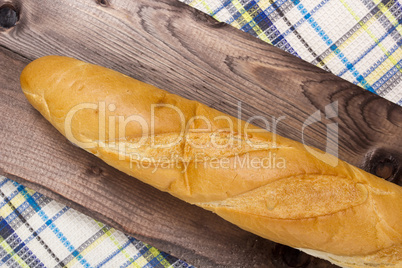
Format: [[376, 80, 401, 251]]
[[20, 56, 402, 267]]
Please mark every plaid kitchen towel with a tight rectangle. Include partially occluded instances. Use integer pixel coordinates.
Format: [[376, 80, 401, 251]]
[[0, 176, 193, 268], [181, 0, 402, 105]]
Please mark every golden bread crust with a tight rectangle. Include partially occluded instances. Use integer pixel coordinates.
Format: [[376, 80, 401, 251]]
[[20, 56, 402, 267]]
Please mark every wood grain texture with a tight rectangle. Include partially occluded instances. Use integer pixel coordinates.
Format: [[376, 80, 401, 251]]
[[0, 0, 401, 267]]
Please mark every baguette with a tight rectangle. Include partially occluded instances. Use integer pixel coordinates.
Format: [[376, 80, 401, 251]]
[[20, 56, 402, 267]]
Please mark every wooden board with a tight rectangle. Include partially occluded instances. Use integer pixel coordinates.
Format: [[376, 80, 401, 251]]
[[0, 0, 401, 267]]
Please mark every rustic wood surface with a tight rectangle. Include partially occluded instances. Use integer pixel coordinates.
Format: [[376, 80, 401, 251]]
[[0, 0, 401, 267]]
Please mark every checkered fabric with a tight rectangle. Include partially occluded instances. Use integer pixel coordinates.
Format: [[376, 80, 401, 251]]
[[0, 177, 193, 268], [181, 0, 402, 105]]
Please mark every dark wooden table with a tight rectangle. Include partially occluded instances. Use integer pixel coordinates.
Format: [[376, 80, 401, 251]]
[[0, 0, 401, 267]]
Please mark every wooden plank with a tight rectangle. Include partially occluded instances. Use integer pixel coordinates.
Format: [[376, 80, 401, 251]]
[[0, 0, 401, 266]]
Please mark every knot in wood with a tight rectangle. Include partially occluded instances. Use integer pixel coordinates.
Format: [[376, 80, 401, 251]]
[[87, 165, 103, 176], [272, 244, 311, 268], [95, 0, 109, 7], [362, 148, 401, 185], [0, 4, 19, 29]]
